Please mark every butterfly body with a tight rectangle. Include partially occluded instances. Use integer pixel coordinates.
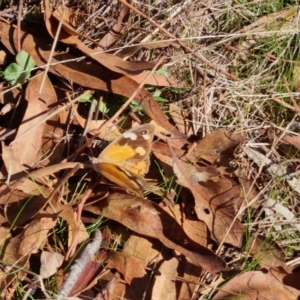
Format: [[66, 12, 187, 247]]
[[92, 124, 155, 196]]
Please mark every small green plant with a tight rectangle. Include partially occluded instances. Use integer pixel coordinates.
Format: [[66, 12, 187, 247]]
[[2, 50, 35, 85], [78, 92, 109, 114]]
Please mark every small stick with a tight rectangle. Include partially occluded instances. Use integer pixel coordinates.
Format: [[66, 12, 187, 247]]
[[57, 229, 102, 298], [271, 94, 297, 112]]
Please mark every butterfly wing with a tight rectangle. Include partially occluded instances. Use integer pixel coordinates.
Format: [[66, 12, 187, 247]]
[[96, 124, 155, 176], [97, 163, 148, 196], [92, 124, 155, 195]]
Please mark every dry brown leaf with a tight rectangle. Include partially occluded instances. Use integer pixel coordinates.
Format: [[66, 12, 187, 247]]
[[0, 227, 9, 244], [187, 130, 244, 166], [106, 252, 152, 300], [172, 191, 209, 299], [213, 268, 300, 300], [107, 252, 147, 284], [0, 50, 6, 64], [151, 140, 188, 193], [0, 235, 27, 291], [279, 134, 300, 149], [249, 236, 293, 273], [169, 103, 190, 134], [182, 212, 208, 248], [171, 147, 245, 247], [46, 199, 86, 257], [1, 74, 49, 176], [0, 162, 84, 204], [0, 87, 22, 119], [177, 256, 204, 300], [123, 233, 163, 268], [3, 193, 49, 226], [0, 221, 55, 291], [84, 193, 227, 274], [40, 251, 64, 279], [102, 273, 126, 300], [68, 213, 89, 250], [19, 217, 57, 257], [36, 74, 66, 166], [152, 257, 178, 300]]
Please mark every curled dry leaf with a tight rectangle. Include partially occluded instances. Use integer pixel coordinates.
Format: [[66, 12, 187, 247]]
[[175, 218, 205, 296], [84, 193, 227, 274], [0, 162, 84, 205], [52, 6, 179, 88], [46, 196, 88, 258], [0, 217, 56, 291], [36, 72, 65, 167], [97, 3, 130, 50]]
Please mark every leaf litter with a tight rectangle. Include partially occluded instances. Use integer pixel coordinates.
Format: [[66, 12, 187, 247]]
[[0, 1, 299, 299]]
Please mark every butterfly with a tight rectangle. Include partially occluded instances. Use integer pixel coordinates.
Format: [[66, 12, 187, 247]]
[[92, 124, 155, 197]]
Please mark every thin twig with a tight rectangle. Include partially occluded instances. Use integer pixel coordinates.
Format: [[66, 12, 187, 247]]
[[94, 93, 103, 121], [39, 1, 66, 94], [78, 98, 98, 147], [17, 0, 23, 52]]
